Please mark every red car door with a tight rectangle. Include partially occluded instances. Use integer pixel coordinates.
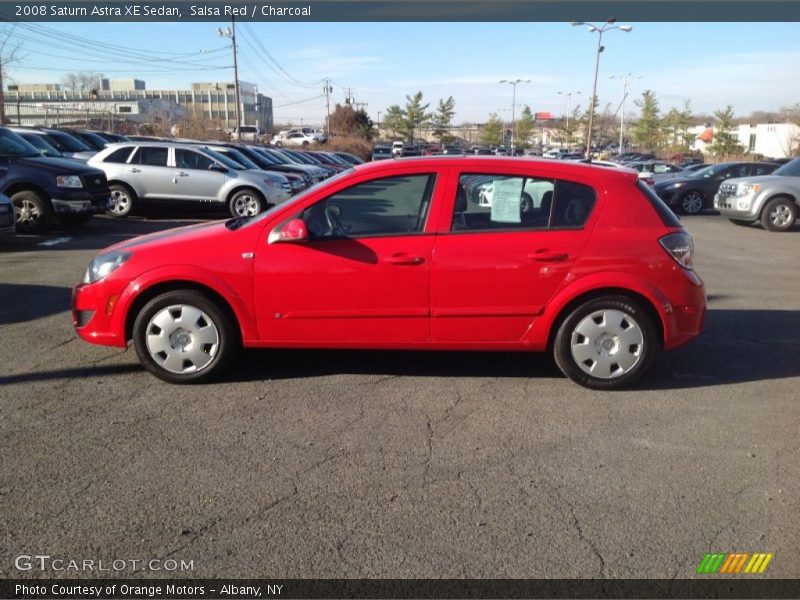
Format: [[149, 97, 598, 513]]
[[430, 169, 599, 343], [253, 172, 440, 345]]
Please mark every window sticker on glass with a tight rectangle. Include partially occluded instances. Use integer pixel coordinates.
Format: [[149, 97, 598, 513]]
[[490, 178, 524, 223]]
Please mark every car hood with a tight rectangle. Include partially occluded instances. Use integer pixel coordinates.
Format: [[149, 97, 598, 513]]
[[721, 174, 796, 187], [12, 155, 106, 175], [104, 220, 230, 254], [653, 176, 701, 190]]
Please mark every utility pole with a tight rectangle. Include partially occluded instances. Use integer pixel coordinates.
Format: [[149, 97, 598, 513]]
[[610, 73, 639, 154], [218, 20, 242, 140], [323, 78, 332, 137], [0, 54, 5, 125], [355, 102, 368, 112]]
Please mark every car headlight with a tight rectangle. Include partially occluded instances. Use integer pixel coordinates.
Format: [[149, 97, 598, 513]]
[[671, 182, 685, 188], [738, 183, 761, 195], [262, 179, 280, 187], [82, 251, 131, 284], [56, 175, 84, 188]]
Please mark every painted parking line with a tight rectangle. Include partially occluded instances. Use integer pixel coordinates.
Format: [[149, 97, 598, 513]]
[[38, 237, 72, 247]]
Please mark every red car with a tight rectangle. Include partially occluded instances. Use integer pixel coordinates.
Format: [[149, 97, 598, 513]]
[[73, 157, 706, 389]]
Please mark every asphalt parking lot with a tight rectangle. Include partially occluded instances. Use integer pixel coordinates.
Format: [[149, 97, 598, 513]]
[[1, 212, 799, 579]]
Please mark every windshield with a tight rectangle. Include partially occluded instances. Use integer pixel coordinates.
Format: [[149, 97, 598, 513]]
[[240, 147, 276, 168], [218, 148, 259, 170], [202, 147, 245, 170], [44, 130, 92, 152], [17, 132, 62, 157], [76, 130, 109, 150], [773, 158, 800, 177], [0, 129, 43, 158], [226, 168, 355, 230]]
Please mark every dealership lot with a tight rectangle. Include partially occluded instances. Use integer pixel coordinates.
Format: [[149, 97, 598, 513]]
[[1, 214, 799, 578]]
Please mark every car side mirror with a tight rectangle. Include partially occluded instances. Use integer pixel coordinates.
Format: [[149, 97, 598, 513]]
[[209, 163, 228, 173], [268, 218, 308, 244]]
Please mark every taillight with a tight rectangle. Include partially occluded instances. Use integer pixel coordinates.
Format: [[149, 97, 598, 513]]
[[659, 232, 694, 270]]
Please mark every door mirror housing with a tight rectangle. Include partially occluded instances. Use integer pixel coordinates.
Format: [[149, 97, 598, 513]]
[[209, 163, 228, 173], [268, 218, 309, 244]]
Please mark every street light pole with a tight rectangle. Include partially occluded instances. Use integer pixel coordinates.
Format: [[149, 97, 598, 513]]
[[572, 19, 632, 159], [557, 90, 581, 147], [499, 78, 530, 153], [610, 73, 640, 155]]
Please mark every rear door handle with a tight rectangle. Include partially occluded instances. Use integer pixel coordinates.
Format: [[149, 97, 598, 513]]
[[129, 168, 141, 173], [528, 250, 569, 262], [178, 172, 189, 177], [386, 254, 425, 266]]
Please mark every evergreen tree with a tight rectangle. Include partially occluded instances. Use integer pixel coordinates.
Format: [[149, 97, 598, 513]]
[[514, 106, 534, 149], [708, 105, 744, 157], [432, 96, 456, 142], [632, 90, 662, 151], [382, 105, 404, 139], [402, 91, 432, 142], [481, 113, 503, 146]]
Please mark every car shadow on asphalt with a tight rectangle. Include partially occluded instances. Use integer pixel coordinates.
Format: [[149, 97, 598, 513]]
[[0, 283, 72, 325], [227, 309, 800, 390]]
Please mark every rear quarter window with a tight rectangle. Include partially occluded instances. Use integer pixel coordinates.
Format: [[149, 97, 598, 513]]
[[636, 180, 683, 228]]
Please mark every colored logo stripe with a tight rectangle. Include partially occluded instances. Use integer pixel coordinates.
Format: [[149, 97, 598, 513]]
[[697, 553, 773, 574]]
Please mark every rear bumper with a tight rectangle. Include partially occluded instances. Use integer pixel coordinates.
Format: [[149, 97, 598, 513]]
[[663, 268, 706, 350]]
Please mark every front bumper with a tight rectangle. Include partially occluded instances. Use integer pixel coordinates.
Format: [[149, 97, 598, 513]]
[[72, 280, 128, 348], [654, 187, 681, 205], [52, 190, 111, 214], [0, 204, 14, 232], [713, 193, 759, 221]]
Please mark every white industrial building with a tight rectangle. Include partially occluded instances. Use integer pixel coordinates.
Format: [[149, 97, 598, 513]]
[[690, 122, 800, 158]]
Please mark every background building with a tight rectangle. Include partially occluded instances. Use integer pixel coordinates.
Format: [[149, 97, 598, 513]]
[[4, 79, 274, 132]]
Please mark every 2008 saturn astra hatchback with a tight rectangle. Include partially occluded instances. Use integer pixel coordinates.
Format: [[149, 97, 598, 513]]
[[73, 157, 706, 389]]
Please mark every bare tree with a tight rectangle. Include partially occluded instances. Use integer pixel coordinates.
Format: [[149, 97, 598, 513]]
[[0, 25, 26, 124]]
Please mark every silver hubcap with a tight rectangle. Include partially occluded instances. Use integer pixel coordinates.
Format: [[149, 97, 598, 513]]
[[683, 193, 703, 214], [109, 190, 130, 214], [770, 204, 793, 227], [15, 199, 41, 225], [145, 305, 220, 374], [233, 195, 260, 217], [570, 309, 644, 379]]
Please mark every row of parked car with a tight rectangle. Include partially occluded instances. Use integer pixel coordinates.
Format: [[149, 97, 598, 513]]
[[0, 125, 364, 233]]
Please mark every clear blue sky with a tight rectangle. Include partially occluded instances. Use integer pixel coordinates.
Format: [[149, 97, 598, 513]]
[[4, 21, 800, 126]]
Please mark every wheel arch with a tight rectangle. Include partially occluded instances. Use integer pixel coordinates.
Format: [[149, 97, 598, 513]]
[[4, 181, 51, 200], [107, 180, 138, 198], [759, 193, 799, 215], [226, 185, 266, 207]]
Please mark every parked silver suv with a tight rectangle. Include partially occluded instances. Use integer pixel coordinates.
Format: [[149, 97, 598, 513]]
[[88, 142, 291, 218], [714, 158, 800, 232]]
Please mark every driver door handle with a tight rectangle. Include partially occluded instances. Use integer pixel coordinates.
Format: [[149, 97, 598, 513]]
[[386, 253, 425, 266], [129, 168, 141, 173], [528, 250, 569, 262], [177, 172, 190, 177]]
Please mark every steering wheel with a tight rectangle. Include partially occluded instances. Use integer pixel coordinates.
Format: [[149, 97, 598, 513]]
[[324, 205, 346, 237]]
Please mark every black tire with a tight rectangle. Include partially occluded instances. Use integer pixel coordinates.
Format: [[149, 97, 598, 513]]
[[760, 197, 797, 232], [132, 290, 240, 384], [678, 190, 705, 215], [553, 295, 659, 390], [11, 190, 52, 234], [58, 213, 93, 227], [107, 184, 136, 218], [228, 189, 265, 218], [729, 218, 754, 227]]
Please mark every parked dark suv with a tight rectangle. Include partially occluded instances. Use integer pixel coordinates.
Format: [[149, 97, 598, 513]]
[[0, 127, 110, 233]]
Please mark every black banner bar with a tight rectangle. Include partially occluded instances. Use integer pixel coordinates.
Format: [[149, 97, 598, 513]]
[[3, 1, 800, 22], [3, 579, 800, 599]]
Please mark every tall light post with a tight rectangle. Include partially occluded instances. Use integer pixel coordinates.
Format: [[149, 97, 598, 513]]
[[218, 20, 242, 141], [557, 90, 581, 147], [571, 19, 632, 159], [610, 73, 640, 155], [499, 79, 530, 152]]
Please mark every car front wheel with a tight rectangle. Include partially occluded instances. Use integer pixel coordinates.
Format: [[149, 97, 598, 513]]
[[553, 295, 658, 390], [228, 189, 265, 218], [12, 190, 52, 234], [107, 184, 136, 218], [679, 191, 705, 215], [132, 290, 239, 384], [761, 197, 797, 232]]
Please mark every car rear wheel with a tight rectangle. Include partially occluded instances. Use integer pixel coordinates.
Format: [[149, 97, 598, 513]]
[[107, 184, 136, 218], [228, 189, 265, 218], [761, 197, 797, 232], [679, 191, 704, 215], [11, 190, 52, 234], [553, 295, 658, 390], [133, 290, 239, 384]]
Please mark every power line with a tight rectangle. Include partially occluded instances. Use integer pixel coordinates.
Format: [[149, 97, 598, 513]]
[[240, 24, 322, 89]]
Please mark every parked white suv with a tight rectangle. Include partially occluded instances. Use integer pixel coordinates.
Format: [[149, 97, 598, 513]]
[[88, 142, 291, 218], [229, 126, 264, 142]]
